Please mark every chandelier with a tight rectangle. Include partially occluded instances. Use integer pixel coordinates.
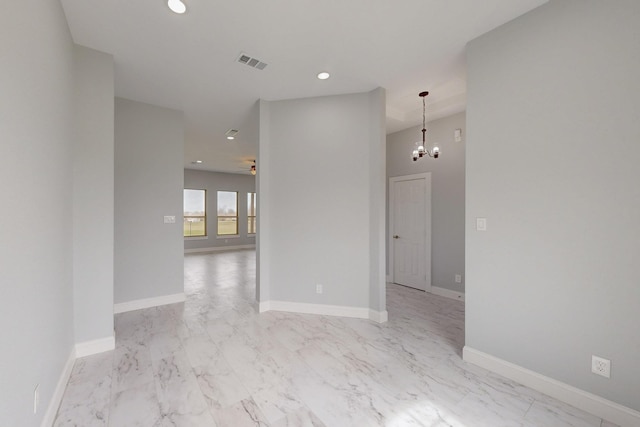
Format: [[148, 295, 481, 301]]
[[412, 91, 440, 161]]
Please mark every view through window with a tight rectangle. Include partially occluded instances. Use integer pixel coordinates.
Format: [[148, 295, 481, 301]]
[[184, 189, 206, 237], [217, 191, 238, 235]]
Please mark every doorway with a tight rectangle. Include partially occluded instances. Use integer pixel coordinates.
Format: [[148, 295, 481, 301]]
[[389, 173, 431, 291]]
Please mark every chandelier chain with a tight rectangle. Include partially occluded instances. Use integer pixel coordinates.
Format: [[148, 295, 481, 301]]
[[423, 95, 426, 132]]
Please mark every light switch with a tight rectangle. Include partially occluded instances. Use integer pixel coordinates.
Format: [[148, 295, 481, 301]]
[[476, 217, 487, 231], [164, 215, 176, 224], [454, 128, 462, 142]]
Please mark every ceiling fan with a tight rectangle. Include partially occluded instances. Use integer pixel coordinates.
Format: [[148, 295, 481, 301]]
[[235, 159, 256, 175]]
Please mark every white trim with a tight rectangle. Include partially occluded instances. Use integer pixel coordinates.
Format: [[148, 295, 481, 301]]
[[216, 234, 240, 239], [41, 348, 75, 427], [184, 244, 256, 254], [389, 173, 432, 292], [184, 236, 208, 241], [114, 292, 185, 314], [260, 300, 386, 322], [74, 335, 115, 358], [463, 346, 640, 427], [369, 309, 388, 323], [429, 286, 465, 301]]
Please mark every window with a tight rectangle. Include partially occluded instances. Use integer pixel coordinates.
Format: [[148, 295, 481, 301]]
[[217, 191, 238, 235], [248, 192, 257, 234], [184, 189, 206, 237]]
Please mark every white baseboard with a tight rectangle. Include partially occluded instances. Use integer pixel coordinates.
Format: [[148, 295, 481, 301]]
[[369, 309, 388, 323], [184, 244, 255, 254], [260, 300, 387, 323], [429, 286, 465, 301], [114, 292, 186, 314], [41, 348, 75, 427], [75, 335, 115, 358], [463, 346, 640, 427]]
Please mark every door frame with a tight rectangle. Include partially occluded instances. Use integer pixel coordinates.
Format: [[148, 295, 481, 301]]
[[389, 172, 432, 291]]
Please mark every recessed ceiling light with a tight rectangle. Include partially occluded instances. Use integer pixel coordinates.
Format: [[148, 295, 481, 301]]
[[191, 160, 203, 164], [317, 72, 330, 80], [167, 0, 186, 14], [226, 136, 235, 140]]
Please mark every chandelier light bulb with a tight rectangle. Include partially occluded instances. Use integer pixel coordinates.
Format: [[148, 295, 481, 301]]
[[168, 0, 186, 14]]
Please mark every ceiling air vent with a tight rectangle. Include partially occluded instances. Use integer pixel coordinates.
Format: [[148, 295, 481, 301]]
[[237, 52, 268, 71]]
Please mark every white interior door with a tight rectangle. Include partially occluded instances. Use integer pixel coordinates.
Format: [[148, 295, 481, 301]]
[[390, 174, 431, 291]]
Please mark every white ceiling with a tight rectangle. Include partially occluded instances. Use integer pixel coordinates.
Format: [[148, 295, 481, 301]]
[[60, 0, 547, 174]]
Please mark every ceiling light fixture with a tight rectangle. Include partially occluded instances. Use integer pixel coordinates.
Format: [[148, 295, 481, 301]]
[[225, 129, 239, 140], [167, 0, 186, 14], [250, 160, 256, 176], [412, 91, 440, 161], [317, 72, 330, 80]]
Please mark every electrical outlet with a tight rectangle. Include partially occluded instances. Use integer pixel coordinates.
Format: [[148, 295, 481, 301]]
[[455, 274, 462, 283], [591, 355, 611, 378], [34, 384, 39, 414], [163, 215, 176, 224], [316, 284, 323, 294]]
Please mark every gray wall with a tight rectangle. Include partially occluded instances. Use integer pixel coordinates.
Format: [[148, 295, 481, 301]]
[[258, 89, 386, 310], [115, 98, 184, 304], [368, 88, 387, 312], [184, 169, 256, 250], [466, 0, 640, 411], [0, 1, 75, 425], [73, 45, 114, 343], [387, 112, 466, 293]]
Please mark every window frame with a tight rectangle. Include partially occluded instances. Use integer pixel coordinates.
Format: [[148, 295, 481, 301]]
[[247, 192, 257, 235], [183, 188, 207, 238], [217, 190, 239, 236]]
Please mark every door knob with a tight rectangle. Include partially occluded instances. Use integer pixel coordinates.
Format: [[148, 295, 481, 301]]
[[393, 235, 399, 239]]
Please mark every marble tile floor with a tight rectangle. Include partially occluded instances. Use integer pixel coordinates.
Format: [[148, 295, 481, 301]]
[[54, 249, 618, 427]]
